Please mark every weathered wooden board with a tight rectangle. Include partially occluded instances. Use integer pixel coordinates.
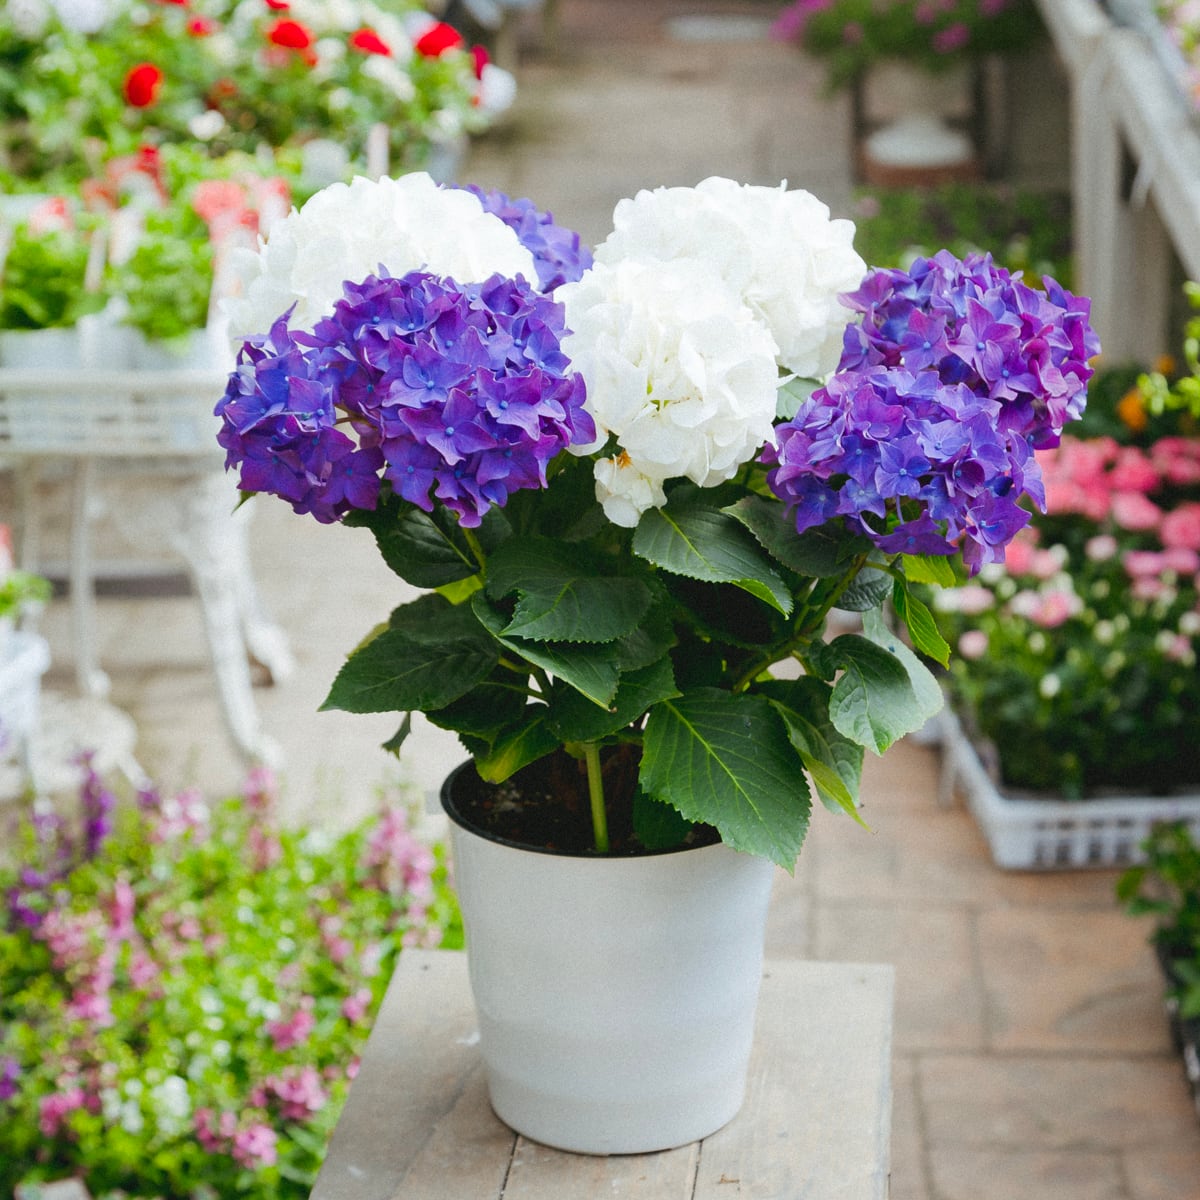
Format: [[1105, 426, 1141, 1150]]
[[312, 951, 893, 1200]]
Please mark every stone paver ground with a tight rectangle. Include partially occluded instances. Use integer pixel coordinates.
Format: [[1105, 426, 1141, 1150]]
[[11, 1, 1200, 1196]]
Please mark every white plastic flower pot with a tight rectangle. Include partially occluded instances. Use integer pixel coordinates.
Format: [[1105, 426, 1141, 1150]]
[[442, 762, 777, 1155]]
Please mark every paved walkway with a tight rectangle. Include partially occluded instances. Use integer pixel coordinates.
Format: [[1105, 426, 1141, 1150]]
[[14, 2, 1200, 1196]]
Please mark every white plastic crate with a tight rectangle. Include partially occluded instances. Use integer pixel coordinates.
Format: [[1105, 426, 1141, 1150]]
[[937, 705, 1200, 870], [0, 368, 230, 457]]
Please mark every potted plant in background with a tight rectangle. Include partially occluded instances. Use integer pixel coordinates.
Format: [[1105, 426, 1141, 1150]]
[[212, 170, 1096, 1154], [932, 328, 1200, 868], [0, 0, 511, 187], [771, 0, 1046, 183]]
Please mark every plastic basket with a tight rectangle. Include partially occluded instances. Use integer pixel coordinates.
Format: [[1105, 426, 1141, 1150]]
[[938, 705, 1200, 870], [0, 368, 230, 457]]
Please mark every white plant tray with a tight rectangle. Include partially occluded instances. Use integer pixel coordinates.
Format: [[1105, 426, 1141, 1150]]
[[937, 705, 1200, 870]]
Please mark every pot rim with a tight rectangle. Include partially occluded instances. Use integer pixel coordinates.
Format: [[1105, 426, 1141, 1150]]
[[440, 759, 724, 861]]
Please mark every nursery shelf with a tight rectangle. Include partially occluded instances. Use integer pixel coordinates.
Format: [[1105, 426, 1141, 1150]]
[[937, 706, 1200, 870]]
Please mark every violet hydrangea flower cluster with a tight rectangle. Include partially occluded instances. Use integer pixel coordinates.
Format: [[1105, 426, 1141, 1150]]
[[457, 184, 594, 292], [764, 250, 1100, 572], [215, 269, 594, 527]]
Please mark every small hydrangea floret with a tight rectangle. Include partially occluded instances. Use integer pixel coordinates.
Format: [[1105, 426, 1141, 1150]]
[[215, 270, 593, 526], [457, 183, 595, 292], [765, 251, 1100, 572]]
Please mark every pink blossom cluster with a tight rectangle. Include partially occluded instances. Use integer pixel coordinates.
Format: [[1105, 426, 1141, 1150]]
[[250, 1064, 329, 1121], [1038, 433, 1200, 594], [195, 1107, 279, 1169]]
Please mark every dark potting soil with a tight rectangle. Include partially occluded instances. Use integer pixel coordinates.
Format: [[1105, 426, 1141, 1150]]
[[445, 745, 719, 857]]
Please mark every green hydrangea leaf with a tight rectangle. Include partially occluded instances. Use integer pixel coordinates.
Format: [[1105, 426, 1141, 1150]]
[[827, 610, 943, 753], [548, 657, 680, 743], [836, 565, 893, 612], [634, 492, 793, 616], [471, 593, 621, 708], [759, 677, 865, 821], [321, 600, 498, 714], [346, 496, 507, 588], [901, 552, 959, 588], [486, 537, 654, 644], [473, 710, 560, 783], [725, 494, 870, 578], [891, 578, 951, 668], [641, 688, 811, 869]]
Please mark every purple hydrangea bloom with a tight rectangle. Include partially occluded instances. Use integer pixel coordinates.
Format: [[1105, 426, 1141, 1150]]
[[456, 185, 594, 292], [215, 270, 594, 528], [765, 251, 1100, 572]]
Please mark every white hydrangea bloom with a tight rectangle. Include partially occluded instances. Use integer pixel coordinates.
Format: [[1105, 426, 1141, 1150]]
[[560, 257, 780, 527], [223, 172, 537, 338], [593, 176, 866, 379]]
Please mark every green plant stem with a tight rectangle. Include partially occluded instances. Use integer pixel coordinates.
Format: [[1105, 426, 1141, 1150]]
[[583, 742, 610, 854], [462, 527, 488, 580]]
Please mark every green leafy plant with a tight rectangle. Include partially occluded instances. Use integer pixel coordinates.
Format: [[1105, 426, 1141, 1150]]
[[1119, 822, 1200, 1017], [849, 184, 1075, 284], [0, 220, 105, 331], [0, 763, 461, 1199]]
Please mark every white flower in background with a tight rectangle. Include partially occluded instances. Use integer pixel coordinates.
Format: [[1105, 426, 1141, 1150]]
[[593, 176, 866, 379], [560, 256, 780, 527], [361, 54, 418, 102], [187, 109, 227, 141], [224, 172, 537, 338], [50, 0, 111, 33], [150, 1075, 192, 1139], [8, 0, 52, 38], [477, 64, 518, 116]]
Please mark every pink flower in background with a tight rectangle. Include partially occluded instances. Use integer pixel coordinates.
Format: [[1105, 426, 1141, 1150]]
[[1002, 533, 1037, 575], [958, 629, 989, 659], [1124, 549, 1168, 577], [341, 987, 372, 1024], [266, 997, 315, 1051], [1110, 491, 1163, 532], [253, 1065, 328, 1120], [1108, 447, 1160, 494], [933, 22, 969, 53], [1161, 503, 1200, 551], [1162, 546, 1200, 574], [232, 1122, 278, 1169], [38, 1087, 86, 1137], [1010, 588, 1081, 628], [1029, 548, 1065, 581]]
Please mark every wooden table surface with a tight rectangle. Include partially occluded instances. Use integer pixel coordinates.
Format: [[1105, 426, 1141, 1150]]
[[312, 949, 894, 1199]]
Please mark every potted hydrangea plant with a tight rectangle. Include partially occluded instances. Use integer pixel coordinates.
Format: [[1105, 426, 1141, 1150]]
[[213, 170, 1096, 1154]]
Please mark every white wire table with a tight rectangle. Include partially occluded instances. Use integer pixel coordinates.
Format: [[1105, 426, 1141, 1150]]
[[0, 366, 293, 771]]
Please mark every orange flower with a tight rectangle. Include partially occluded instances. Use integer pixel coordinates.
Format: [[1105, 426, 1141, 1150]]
[[1115, 388, 1149, 433], [124, 63, 164, 108]]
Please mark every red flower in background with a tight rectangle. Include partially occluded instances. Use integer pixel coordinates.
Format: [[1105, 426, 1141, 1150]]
[[349, 27, 391, 56], [470, 44, 489, 79], [264, 0, 290, 8], [187, 16, 216, 35], [124, 63, 164, 108], [267, 18, 313, 50], [414, 22, 465, 57]]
